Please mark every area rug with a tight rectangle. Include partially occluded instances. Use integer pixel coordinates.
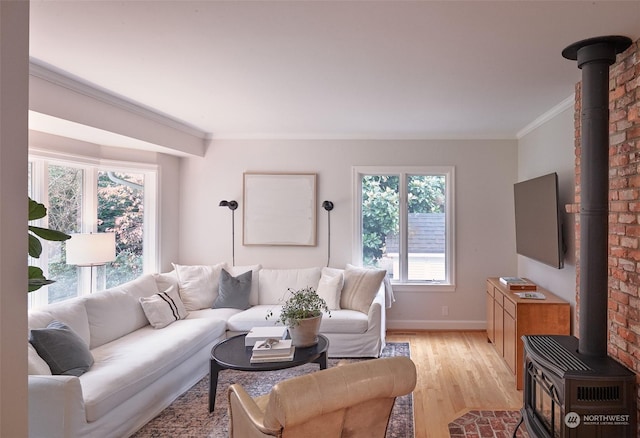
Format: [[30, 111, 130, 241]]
[[448, 410, 529, 438], [133, 342, 412, 438]]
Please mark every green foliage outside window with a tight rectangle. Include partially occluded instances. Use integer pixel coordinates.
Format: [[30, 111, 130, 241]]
[[97, 171, 144, 287], [361, 174, 445, 267]]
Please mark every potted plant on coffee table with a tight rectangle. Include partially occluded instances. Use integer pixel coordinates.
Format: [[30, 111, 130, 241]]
[[268, 286, 330, 347]]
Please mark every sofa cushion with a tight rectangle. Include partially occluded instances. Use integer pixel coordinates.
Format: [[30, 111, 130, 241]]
[[317, 268, 344, 310], [173, 263, 225, 310], [226, 305, 283, 332], [225, 264, 262, 306], [28, 297, 91, 346], [28, 343, 52, 375], [81, 317, 226, 422], [213, 269, 252, 310], [29, 321, 94, 377], [186, 306, 244, 321], [140, 284, 189, 329], [318, 309, 369, 334], [340, 265, 386, 314], [85, 289, 150, 349], [258, 267, 322, 305], [115, 273, 160, 300], [153, 270, 178, 292]]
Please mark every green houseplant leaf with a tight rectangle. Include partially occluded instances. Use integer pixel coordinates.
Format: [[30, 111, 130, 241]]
[[28, 197, 72, 292], [29, 197, 47, 221], [28, 266, 55, 292], [267, 287, 331, 327], [29, 225, 72, 242]]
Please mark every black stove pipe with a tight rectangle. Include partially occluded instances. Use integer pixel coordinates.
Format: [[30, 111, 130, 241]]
[[562, 36, 632, 357]]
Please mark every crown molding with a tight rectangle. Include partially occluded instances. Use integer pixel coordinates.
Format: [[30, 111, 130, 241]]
[[29, 58, 210, 140], [516, 94, 575, 139]]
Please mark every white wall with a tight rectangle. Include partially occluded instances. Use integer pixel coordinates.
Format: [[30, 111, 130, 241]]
[[517, 104, 577, 333], [178, 139, 518, 329], [0, 1, 29, 435]]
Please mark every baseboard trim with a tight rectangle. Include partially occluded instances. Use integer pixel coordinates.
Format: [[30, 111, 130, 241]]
[[387, 319, 486, 331]]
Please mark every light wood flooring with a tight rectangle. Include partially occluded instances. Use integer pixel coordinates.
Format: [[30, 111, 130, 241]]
[[386, 330, 523, 438]]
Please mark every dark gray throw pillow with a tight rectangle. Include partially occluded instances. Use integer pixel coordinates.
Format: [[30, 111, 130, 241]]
[[213, 268, 252, 310], [29, 320, 94, 376]]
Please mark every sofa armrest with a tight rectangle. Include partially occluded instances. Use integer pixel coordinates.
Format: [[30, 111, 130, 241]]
[[366, 283, 385, 329], [228, 384, 279, 437], [29, 375, 85, 438]]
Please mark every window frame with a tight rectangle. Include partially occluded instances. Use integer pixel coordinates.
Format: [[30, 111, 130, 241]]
[[352, 165, 456, 292], [28, 150, 159, 306]]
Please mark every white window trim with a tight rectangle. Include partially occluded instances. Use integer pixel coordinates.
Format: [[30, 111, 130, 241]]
[[28, 151, 159, 305], [352, 166, 456, 292]]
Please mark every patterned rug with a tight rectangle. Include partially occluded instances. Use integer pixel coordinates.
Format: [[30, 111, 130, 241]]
[[448, 410, 529, 438], [132, 342, 412, 438]]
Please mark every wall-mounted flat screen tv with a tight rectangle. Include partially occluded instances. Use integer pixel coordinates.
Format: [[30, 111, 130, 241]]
[[514, 172, 564, 269]]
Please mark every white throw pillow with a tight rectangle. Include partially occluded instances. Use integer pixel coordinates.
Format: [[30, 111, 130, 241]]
[[316, 268, 344, 310], [340, 264, 386, 314], [258, 267, 322, 305], [140, 285, 189, 329], [28, 343, 52, 375], [173, 263, 224, 310]]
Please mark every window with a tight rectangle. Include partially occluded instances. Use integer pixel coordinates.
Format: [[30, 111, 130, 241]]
[[28, 153, 157, 307], [353, 166, 455, 289]]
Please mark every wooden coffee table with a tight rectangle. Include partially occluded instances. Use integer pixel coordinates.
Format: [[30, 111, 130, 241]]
[[209, 333, 329, 412]]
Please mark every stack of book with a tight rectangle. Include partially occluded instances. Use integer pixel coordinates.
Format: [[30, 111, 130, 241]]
[[245, 326, 288, 347], [250, 339, 295, 363], [499, 276, 537, 291]]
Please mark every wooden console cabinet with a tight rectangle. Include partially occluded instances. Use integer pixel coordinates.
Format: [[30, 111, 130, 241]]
[[486, 277, 570, 390]]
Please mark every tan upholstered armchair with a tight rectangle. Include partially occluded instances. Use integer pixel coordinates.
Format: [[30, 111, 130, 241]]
[[227, 356, 417, 438]]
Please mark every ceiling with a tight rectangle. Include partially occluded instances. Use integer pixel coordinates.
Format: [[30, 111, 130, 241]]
[[29, 1, 640, 142]]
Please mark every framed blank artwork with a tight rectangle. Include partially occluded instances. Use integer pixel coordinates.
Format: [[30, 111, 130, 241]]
[[243, 172, 317, 246]]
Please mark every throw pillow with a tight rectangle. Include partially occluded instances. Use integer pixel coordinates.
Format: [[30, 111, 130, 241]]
[[224, 264, 262, 306], [29, 320, 94, 376], [173, 263, 224, 310], [28, 343, 52, 375], [140, 285, 189, 329], [213, 269, 252, 310], [340, 265, 387, 314], [316, 268, 344, 310]]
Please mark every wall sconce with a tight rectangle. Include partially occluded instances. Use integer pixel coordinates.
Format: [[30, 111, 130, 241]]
[[66, 232, 116, 293], [322, 201, 334, 267], [219, 200, 238, 266]]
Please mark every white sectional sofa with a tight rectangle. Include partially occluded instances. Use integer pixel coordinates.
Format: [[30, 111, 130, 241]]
[[27, 263, 389, 438]]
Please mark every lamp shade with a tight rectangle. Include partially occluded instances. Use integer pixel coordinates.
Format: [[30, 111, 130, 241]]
[[66, 233, 116, 266]]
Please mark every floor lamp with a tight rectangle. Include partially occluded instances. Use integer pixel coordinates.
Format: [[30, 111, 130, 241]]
[[66, 232, 116, 293], [219, 200, 238, 266]]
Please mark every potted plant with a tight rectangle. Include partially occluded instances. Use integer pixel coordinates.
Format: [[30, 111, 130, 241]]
[[267, 286, 330, 347], [28, 197, 71, 292]]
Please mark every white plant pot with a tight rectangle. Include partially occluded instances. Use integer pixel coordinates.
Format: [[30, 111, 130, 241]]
[[288, 315, 322, 347]]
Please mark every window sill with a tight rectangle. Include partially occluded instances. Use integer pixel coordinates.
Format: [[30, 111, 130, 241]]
[[390, 283, 456, 293]]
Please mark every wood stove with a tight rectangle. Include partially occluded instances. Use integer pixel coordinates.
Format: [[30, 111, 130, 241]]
[[521, 335, 636, 437], [515, 35, 637, 438]]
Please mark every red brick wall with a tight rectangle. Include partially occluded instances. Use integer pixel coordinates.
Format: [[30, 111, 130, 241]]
[[573, 37, 640, 424]]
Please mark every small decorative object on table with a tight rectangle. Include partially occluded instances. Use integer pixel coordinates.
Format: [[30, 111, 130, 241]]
[[514, 291, 546, 300], [267, 286, 330, 347], [244, 326, 288, 347]]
